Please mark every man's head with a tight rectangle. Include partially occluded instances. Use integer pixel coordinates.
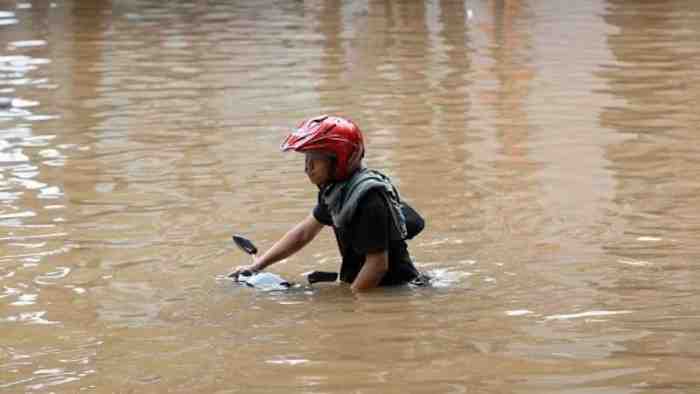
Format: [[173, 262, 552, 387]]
[[281, 115, 365, 184]]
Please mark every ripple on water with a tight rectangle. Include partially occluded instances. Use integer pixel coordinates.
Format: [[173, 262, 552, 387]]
[[0, 244, 71, 265], [0, 55, 51, 71], [38, 186, 63, 199], [34, 266, 71, 285], [422, 267, 474, 288], [9, 98, 39, 108], [8, 40, 47, 49], [2, 311, 58, 325], [506, 310, 534, 317], [0, 210, 35, 219], [10, 293, 37, 306], [0, 338, 99, 390], [544, 310, 633, 321], [265, 357, 310, 366], [0, 147, 29, 162]]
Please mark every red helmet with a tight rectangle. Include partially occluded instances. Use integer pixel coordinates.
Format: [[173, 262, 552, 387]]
[[281, 115, 365, 181]]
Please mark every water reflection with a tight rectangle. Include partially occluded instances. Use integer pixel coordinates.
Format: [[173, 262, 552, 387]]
[[478, 0, 541, 252], [601, 0, 700, 259], [1, 3, 93, 393], [0, 5, 70, 337]]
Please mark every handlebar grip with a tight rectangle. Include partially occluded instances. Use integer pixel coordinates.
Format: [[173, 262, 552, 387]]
[[306, 271, 338, 284]]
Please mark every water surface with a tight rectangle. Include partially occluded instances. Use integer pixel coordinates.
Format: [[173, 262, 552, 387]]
[[1, 0, 699, 392]]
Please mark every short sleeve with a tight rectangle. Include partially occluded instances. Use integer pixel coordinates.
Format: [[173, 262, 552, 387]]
[[351, 190, 390, 255], [313, 191, 333, 226]]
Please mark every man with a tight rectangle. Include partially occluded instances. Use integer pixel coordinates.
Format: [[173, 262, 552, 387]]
[[230, 115, 424, 292]]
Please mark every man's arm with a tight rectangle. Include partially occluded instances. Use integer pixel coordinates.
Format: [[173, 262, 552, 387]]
[[350, 250, 388, 292], [231, 214, 324, 276]]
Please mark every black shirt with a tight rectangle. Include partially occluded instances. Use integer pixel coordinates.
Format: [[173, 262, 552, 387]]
[[313, 188, 420, 286]]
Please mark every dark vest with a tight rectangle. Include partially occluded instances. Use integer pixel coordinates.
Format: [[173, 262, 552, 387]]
[[321, 168, 413, 240]]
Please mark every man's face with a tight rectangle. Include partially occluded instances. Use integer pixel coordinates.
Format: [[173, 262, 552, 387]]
[[304, 152, 333, 186]]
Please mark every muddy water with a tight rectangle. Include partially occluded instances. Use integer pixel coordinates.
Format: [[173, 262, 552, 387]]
[[1, 0, 699, 392]]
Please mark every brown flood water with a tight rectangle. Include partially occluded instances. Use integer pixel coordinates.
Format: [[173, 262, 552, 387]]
[[1, 0, 700, 392]]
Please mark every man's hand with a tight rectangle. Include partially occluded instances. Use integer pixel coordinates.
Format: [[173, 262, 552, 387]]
[[228, 214, 324, 280], [351, 250, 388, 292], [228, 258, 263, 280]]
